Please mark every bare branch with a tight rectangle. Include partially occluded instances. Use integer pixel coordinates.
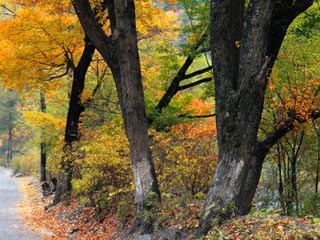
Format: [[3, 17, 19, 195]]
[[155, 31, 210, 113], [182, 66, 212, 81], [260, 108, 320, 154], [178, 77, 212, 91], [45, 67, 69, 81], [178, 113, 216, 119]]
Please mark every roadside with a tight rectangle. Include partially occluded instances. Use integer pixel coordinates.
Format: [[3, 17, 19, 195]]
[[0, 167, 41, 240], [17, 176, 120, 240], [17, 173, 320, 240]]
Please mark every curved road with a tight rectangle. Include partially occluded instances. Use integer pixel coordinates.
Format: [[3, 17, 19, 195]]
[[0, 167, 41, 240]]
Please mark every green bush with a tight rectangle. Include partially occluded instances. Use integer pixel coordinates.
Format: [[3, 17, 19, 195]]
[[11, 150, 39, 177]]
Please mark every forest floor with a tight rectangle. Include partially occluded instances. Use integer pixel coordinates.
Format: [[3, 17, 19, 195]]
[[17, 176, 320, 240], [17, 176, 120, 240]]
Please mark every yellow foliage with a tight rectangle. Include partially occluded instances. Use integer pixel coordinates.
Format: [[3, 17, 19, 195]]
[[72, 124, 132, 202], [12, 148, 40, 176], [151, 118, 217, 196], [268, 73, 320, 129], [136, 0, 178, 37], [156, 0, 178, 3], [23, 111, 65, 131], [0, 0, 83, 92]]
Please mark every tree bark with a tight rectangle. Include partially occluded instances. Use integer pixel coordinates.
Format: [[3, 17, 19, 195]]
[[53, 36, 95, 205], [71, 0, 160, 233], [316, 131, 320, 194], [197, 0, 314, 236], [40, 91, 47, 182], [6, 123, 13, 167]]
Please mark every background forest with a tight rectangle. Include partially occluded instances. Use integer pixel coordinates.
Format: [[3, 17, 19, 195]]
[[0, 0, 319, 239]]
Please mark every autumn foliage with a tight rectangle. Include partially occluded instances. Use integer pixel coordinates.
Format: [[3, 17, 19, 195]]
[[0, 0, 319, 239]]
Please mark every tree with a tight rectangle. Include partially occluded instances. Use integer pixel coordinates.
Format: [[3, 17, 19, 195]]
[[149, 0, 213, 125], [53, 35, 96, 204], [197, 0, 318, 236], [259, 8, 320, 214], [0, 87, 19, 166], [71, 0, 160, 233], [0, 0, 94, 194], [40, 91, 47, 182]]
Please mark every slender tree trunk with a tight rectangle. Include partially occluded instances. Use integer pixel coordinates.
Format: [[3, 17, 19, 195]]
[[274, 142, 286, 212], [40, 91, 47, 182], [53, 36, 95, 205], [316, 134, 320, 194], [292, 131, 304, 213], [40, 142, 46, 181], [277, 151, 285, 211], [6, 124, 13, 167]]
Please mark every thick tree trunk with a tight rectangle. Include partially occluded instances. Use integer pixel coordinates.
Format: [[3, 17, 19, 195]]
[[53, 36, 95, 205], [113, 2, 161, 233], [71, 0, 161, 233], [197, 0, 313, 237]]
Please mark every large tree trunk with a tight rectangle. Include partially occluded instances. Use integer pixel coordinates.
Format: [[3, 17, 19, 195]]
[[53, 36, 95, 205], [113, 1, 161, 233], [197, 0, 313, 236], [71, 0, 160, 233]]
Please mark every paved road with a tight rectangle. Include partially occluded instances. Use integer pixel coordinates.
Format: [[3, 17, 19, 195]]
[[0, 167, 41, 240]]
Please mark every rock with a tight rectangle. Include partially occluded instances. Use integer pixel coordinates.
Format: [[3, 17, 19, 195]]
[[82, 218, 90, 224], [66, 235, 78, 240], [14, 172, 23, 178], [133, 234, 152, 240], [66, 227, 80, 240], [153, 229, 179, 240], [39, 227, 55, 236], [67, 227, 79, 235], [28, 179, 38, 185], [55, 208, 83, 221]]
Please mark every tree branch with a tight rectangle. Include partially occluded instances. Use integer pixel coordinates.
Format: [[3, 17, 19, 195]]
[[178, 113, 216, 119], [0, 4, 16, 17], [260, 108, 320, 154], [182, 66, 212, 81], [71, 0, 118, 70], [45, 67, 69, 81], [155, 31, 209, 113], [178, 77, 212, 91]]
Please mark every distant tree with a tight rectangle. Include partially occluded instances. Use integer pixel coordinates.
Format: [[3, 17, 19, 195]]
[[40, 91, 47, 182], [0, 87, 19, 166]]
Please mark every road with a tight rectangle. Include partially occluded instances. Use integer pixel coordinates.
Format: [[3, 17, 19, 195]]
[[0, 167, 41, 240]]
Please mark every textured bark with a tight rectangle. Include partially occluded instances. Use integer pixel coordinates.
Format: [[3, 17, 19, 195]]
[[53, 36, 95, 205], [72, 0, 160, 233], [40, 92, 47, 182], [197, 0, 314, 236]]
